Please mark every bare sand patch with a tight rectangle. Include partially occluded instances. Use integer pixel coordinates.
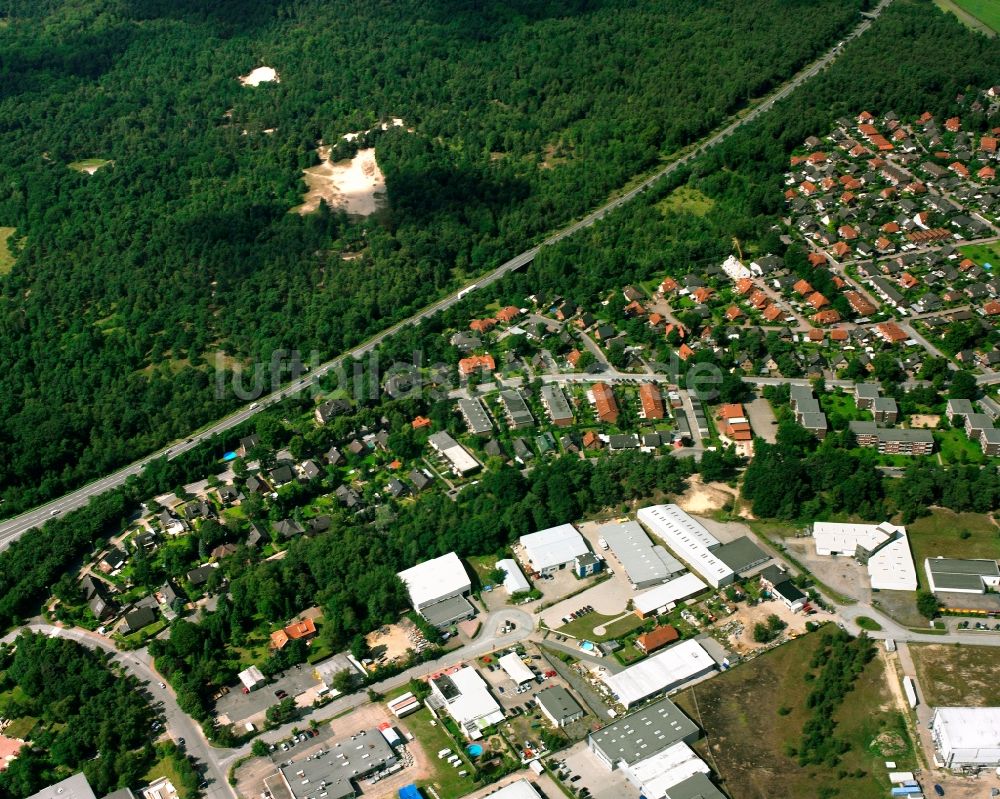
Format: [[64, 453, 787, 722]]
[[675, 474, 737, 514], [909, 413, 940, 429], [294, 145, 387, 216], [239, 66, 279, 86], [365, 618, 420, 664]]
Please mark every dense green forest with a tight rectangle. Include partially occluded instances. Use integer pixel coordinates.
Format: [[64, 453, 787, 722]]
[[0, 0, 865, 514], [0, 633, 157, 798]]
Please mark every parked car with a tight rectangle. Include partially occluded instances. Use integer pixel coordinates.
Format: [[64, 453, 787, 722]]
[[933, 785, 944, 797]]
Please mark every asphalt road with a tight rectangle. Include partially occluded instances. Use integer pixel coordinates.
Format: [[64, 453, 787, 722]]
[[0, 0, 893, 549], [1, 624, 234, 799]]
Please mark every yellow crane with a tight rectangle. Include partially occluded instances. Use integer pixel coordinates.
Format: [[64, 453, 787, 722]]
[[732, 237, 744, 261]]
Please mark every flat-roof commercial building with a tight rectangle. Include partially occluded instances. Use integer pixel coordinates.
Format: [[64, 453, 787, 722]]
[[495, 558, 531, 595], [589, 697, 700, 769], [632, 573, 708, 618], [397, 552, 474, 626], [238, 665, 265, 692], [636, 505, 735, 587], [813, 521, 917, 591], [598, 520, 684, 589], [714, 536, 769, 574], [458, 398, 494, 436], [499, 390, 535, 429], [602, 639, 716, 708], [931, 707, 1000, 768], [588, 697, 723, 799], [540, 385, 574, 426], [430, 666, 505, 739], [625, 743, 715, 799], [536, 686, 584, 728], [428, 431, 481, 476], [925, 558, 1000, 594], [519, 524, 590, 575], [28, 774, 97, 799], [484, 781, 541, 799], [266, 729, 397, 799]]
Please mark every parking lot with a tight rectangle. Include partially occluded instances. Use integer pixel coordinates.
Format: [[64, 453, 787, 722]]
[[478, 645, 563, 712], [560, 741, 637, 799], [216, 662, 323, 725]]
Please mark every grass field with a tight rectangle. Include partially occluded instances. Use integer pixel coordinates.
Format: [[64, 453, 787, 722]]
[[675, 632, 915, 799], [3, 716, 36, 739], [961, 241, 1000, 264], [68, 158, 111, 174], [953, 0, 1000, 32], [657, 185, 715, 218], [906, 509, 1000, 586], [935, 428, 988, 464], [934, 0, 998, 35], [911, 643, 1000, 706], [555, 611, 643, 643], [144, 755, 185, 793], [0, 227, 15, 275], [404, 707, 478, 799]]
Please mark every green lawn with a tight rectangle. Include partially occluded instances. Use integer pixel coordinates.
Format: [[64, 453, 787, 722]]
[[960, 241, 1000, 265], [403, 707, 478, 799], [0, 227, 15, 275], [68, 158, 112, 174], [906, 508, 1000, 587], [656, 185, 715, 218], [935, 428, 987, 464], [953, 0, 1000, 32], [3, 716, 36, 739], [554, 611, 642, 643], [820, 392, 869, 426], [144, 755, 184, 786], [675, 631, 915, 799]]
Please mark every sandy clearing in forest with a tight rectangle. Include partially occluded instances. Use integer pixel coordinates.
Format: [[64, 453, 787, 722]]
[[675, 474, 737, 514], [294, 145, 387, 216], [239, 66, 279, 86]]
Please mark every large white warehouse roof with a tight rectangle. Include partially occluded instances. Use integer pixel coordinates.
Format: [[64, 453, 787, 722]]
[[633, 573, 708, 616], [520, 523, 590, 572], [397, 552, 471, 610], [603, 639, 716, 708], [637, 505, 734, 587]]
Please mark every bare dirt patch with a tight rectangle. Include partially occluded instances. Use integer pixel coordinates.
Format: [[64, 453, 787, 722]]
[[910, 643, 1000, 707], [294, 146, 386, 216], [239, 66, 280, 86], [674, 475, 737, 514], [366, 619, 420, 665]]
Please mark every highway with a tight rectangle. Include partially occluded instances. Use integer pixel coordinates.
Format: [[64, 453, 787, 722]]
[[0, 0, 893, 549]]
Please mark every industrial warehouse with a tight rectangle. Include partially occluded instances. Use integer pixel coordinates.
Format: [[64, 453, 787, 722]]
[[396, 552, 475, 627]]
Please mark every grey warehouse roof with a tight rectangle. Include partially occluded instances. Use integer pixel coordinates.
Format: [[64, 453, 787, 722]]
[[589, 696, 698, 766]]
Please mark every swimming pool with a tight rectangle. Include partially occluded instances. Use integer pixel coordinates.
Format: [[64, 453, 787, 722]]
[[222, 451, 237, 461], [466, 744, 484, 757], [579, 640, 595, 652]]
